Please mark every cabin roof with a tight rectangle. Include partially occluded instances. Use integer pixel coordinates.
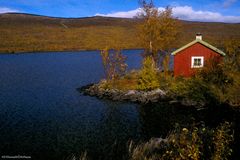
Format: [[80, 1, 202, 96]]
[[171, 39, 226, 56]]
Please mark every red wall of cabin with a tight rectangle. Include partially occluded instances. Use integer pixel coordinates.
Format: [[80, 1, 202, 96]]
[[174, 43, 222, 77]]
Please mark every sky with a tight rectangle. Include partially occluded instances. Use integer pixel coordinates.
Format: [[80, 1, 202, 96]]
[[0, 0, 240, 23]]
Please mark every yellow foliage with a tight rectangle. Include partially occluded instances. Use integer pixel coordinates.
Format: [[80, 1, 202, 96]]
[[212, 122, 234, 160], [137, 56, 160, 91], [137, 4, 180, 60], [100, 47, 127, 81], [129, 122, 233, 160]]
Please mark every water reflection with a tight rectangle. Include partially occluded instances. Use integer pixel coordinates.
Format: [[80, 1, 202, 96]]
[[81, 101, 141, 160], [139, 103, 198, 138]]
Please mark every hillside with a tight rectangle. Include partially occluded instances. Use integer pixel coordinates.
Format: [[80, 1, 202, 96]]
[[0, 13, 240, 53]]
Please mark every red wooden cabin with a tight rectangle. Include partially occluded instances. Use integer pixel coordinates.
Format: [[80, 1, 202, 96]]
[[172, 34, 226, 77]]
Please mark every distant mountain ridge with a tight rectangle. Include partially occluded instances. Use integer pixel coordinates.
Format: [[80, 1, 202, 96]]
[[1, 13, 240, 53]]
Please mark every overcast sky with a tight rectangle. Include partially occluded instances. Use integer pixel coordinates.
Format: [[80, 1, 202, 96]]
[[0, 0, 240, 23]]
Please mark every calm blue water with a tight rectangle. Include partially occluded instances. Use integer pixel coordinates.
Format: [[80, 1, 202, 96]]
[[0, 50, 239, 160], [0, 50, 143, 160]]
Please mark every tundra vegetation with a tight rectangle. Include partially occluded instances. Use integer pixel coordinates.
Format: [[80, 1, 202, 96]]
[[1, 13, 240, 53]]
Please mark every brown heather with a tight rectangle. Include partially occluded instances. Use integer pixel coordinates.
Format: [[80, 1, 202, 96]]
[[0, 13, 240, 53]]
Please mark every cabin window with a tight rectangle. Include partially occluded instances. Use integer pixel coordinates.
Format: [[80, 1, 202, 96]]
[[191, 56, 204, 68]]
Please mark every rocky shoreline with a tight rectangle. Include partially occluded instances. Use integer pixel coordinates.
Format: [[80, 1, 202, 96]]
[[78, 83, 206, 107]]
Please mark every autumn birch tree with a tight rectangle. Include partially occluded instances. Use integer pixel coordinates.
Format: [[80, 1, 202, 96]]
[[138, 0, 180, 68]]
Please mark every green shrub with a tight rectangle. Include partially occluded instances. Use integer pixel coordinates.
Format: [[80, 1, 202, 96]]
[[169, 77, 216, 104], [223, 72, 240, 107], [197, 58, 233, 93], [137, 56, 160, 91], [196, 57, 239, 106], [170, 56, 240, 106]]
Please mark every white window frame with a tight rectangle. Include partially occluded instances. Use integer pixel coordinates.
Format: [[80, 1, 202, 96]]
[[191, 56, 204, 68]]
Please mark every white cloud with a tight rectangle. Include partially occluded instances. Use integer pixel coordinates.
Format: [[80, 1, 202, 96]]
[[95, 5, 240, 23], [223, 0, 237, 8], [96, 8, 141, 18], [172, 6, 240, 23], [0, 7, 19, 14]]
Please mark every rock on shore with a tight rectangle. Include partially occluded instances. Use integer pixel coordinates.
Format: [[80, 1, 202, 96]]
[[79, 83, 206, 107], [80, 84, 167, 104]]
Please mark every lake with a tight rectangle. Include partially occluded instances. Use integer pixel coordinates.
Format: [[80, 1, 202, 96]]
[[0, 50, 239, 160]]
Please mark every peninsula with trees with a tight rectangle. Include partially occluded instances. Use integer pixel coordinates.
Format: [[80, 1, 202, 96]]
[[81, 1, 240, 108]]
